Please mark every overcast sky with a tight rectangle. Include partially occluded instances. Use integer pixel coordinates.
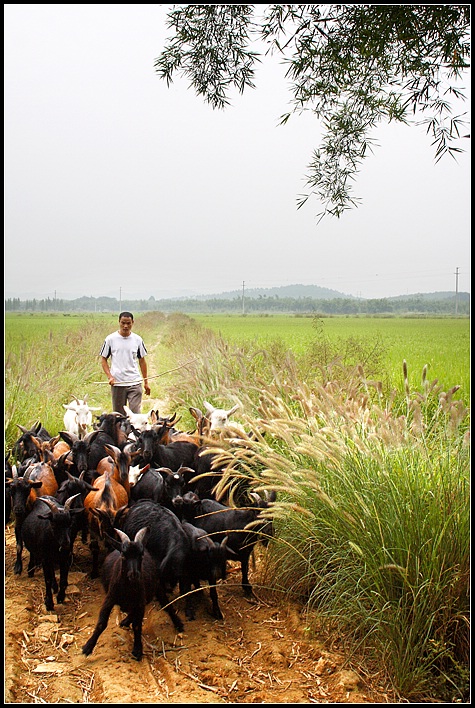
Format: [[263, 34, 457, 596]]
[[4, 4, 471, 301]]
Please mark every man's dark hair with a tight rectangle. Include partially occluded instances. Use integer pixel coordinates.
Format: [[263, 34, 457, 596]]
[[119, 311, 134, 321]]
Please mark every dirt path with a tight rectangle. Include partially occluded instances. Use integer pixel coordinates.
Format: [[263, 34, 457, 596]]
[[4, 524, 397, 704]]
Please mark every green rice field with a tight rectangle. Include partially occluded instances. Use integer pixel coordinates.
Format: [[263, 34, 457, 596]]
[[193, 314, 470, 401], [4, 312, 470, 406]]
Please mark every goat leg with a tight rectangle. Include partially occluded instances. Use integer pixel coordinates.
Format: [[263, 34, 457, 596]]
[[14, 525, 24, 575], [27, 553, 40, 577], [131, 610, 145, 661], [56, 550, 70, 603], [240, 552, 253, 597], [155, 582, 184, 633], [42, 562, 56, 611], [82, 599, 115, 656], [209, 583, 223, 620]]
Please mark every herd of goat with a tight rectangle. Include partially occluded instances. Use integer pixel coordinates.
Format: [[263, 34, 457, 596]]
[[5, 396, 276, 661]]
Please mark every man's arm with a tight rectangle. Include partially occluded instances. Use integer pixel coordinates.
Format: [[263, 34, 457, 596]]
[[139, 357, 151, 395], [101, 356, 115, 385]]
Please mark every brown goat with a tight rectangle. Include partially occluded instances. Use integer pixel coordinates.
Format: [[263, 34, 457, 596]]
[[83, 470, 129, 578]]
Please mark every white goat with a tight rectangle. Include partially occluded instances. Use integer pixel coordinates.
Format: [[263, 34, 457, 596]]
[[123, 405, 152, 433], [203, 401, 240, 431], [63, 396, 100, 440]]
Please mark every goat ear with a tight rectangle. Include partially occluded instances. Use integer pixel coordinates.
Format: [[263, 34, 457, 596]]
[[189, 407, 203, 421], [59, 430, 76, 446], [84, 429, 101, 443]]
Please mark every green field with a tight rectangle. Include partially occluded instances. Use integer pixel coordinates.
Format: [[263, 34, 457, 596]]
[[193, 314, 470, 401], [5, 312, 470, 408]]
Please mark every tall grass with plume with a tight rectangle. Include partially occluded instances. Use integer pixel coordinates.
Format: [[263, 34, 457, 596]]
[[158, 314, 470, 702]]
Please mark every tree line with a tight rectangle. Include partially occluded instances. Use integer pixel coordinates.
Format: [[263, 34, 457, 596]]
[[4, 294, 469, 316]]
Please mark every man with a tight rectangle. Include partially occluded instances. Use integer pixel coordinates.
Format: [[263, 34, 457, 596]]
[[99, 311, 151, 415]]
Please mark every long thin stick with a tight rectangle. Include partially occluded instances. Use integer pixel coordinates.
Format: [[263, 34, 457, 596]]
[[91, 358, 198, 384]]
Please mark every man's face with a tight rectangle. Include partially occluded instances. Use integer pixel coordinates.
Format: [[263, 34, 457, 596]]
[[119, 316, 133, 336]]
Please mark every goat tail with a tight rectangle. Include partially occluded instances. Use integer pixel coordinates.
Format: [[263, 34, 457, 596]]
[[158, 544, 180, 589]]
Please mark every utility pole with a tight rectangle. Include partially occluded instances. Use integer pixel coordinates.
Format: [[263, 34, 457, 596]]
[[454, 267, 459, 315], [241, 281, 245, 315]]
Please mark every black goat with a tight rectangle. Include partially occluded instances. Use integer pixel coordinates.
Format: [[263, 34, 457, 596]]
[[129, 465, 164, 505], [12, 422, 52, 462], [58, 430, 101, 480], [59, 413, 129, 481], [21, 494, 82, 611], [181, 520, 233, 620], [182, 492, 275, 597], [188, 446, 226, 500], [6, 461, 58, 575], [120, 499, 190, 633], [55, 470, 98, 546], [82, 526, 158, 661], [135, 427, 198, 472], [160, 466, 195, 517]]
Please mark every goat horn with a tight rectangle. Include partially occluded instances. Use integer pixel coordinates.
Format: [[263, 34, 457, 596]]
[[64, 493, 81, 511], [38, 497, 58, 513], [157, 467, 174, 476], [16, 424, 29, 433], [104, 444, 120, 458], [11, 465, 18, 479], [114, 528, 130, 545], [134, 526, 150, 545]]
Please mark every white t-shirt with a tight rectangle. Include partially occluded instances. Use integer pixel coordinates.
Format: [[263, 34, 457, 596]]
[[99, 331, 147, 386]]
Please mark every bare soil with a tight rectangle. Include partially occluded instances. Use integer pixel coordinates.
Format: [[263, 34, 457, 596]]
[[4, 523, 397, 704]]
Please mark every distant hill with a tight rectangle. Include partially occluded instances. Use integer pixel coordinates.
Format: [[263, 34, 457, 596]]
[[192, 284, 355, 301], [184, 285, 470, 302], [388, 291, 470, 302]]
